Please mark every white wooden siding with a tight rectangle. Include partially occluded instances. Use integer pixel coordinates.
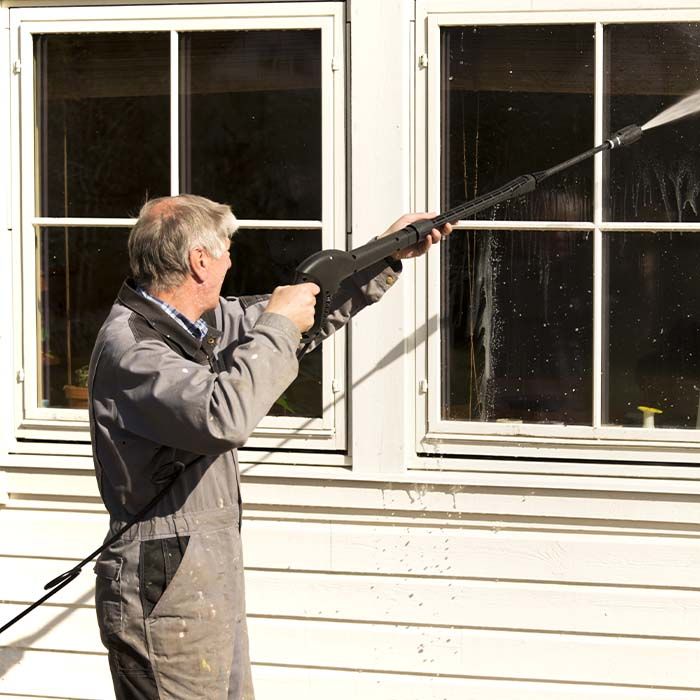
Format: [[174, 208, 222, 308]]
[[3, 470, 700, 698]]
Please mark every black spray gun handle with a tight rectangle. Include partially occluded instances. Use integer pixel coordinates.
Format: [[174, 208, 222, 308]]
[[294, 124, 643, 347]]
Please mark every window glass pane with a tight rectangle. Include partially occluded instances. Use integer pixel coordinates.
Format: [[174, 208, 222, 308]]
[[441, 25, 594, 222], [223, 229, 322, 418], [606, 23, 700, 222], [38, 227, 131, 408], [35, 34, 170, 218], [605, 232, 700, 428], [442, 230, 593, 424], [180, 31, 322, 220]]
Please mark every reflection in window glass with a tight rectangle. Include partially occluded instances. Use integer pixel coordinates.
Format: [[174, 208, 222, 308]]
[[442, 231, 592, 424], [606, 23, 700, 222], [35, 34, 170, 218], [224, 229, 322, 418], [441, 25, 594, 221], [38, 228, 131, 408], [605, 233, 700, 428], [180, 31, 322, 220]]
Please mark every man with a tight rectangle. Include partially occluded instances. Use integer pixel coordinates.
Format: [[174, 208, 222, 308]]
[[89, 194, 450, 699]]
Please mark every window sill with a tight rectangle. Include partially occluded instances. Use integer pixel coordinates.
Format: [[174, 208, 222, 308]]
[[4, 441, 700, 498], [240, 461, 700, 497]]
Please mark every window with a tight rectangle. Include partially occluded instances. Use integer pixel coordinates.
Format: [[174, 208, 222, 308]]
[[11, 4, 345, 448], [416, 5, 700, 462]]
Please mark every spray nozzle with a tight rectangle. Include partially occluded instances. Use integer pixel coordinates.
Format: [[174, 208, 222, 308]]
[[607, 124, 643, 149]]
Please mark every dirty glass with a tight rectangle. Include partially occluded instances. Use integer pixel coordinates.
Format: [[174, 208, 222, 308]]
[[38, 228, 131, 408], [605, 232, 700, 429], [441, 25, 594, 222], [442, 230, 593, 424], [35, 33, 170, 218], [605, 23, 700, 222], [224, 229, 323, 418], [180, 30, 322, 220]]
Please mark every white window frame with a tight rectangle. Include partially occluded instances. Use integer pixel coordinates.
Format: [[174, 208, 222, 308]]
[[9, 2, 347, 451], [414, 1, 700, 465]]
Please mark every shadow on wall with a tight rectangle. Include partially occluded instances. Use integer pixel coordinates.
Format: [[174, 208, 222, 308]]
[[240, 313, 441, 466], [0, 586, 95, 681]]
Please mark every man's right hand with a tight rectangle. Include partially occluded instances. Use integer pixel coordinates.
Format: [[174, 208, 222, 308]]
[[265, 283, 320, 333]]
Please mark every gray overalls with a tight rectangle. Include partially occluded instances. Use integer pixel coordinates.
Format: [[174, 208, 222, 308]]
[[89, 264, 398, 699]]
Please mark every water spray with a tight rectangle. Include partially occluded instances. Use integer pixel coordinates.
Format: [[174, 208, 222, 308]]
[[641, 87, 700, 132], [295, 123, 645, 345]]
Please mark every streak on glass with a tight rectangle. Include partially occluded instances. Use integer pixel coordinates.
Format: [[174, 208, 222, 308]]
[[442, 230, 593, 424], [38, 227, 131, 408], [35, 34, 170, 218], [441, 25, 594, 222], [223, 228, 322, 418], [605, 232, 700, 428], [180, 31, 322, 220], [606, 23, 700, 222]]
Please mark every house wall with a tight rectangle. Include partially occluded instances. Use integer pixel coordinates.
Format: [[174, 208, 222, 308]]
[[2, 1, 700, 698], [3, 461, 700, 698]]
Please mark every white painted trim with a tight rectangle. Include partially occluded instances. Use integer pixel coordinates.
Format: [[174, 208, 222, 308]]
[[31, 217, 137, 227], [9, 3, 343, 23], [236, 220, 323, 229], [416, 6, 700, 23], [448, 220, 700, 231], [7, 454, 700, 497], [592, 22, 604, 428], [169, 29, 179, 196], [0, 6, 14, 460], [30, 218, 327, 228], [348, 0, 414, 474]]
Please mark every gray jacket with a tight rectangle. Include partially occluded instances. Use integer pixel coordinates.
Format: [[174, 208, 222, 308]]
[[88, 261, 400, 529]]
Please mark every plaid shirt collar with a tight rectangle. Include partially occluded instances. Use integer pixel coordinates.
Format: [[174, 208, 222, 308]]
[[136, 286, 209, 341]]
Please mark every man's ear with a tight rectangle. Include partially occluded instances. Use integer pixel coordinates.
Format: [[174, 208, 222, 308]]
[[189, 246, 209, 283]]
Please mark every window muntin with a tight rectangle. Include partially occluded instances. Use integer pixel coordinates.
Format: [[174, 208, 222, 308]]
[[13, 5, 344, 448], [421, 12, 700, 456]]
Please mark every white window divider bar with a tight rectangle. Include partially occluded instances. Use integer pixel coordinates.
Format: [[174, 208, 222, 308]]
[[170, 29, 179, 197]]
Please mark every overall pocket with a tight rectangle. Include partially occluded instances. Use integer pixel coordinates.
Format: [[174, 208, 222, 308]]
[[94, 557, 123, 636], [139, 535, 190, 619]]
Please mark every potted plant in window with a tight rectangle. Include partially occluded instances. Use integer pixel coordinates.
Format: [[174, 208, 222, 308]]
[[63, 364, 90, 409]]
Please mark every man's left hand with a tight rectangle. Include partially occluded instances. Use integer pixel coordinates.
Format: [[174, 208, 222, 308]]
[[379, 212, 454, 261]]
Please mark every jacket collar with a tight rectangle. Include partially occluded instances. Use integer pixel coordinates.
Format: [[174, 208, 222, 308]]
[[117, 279, 222, 361]]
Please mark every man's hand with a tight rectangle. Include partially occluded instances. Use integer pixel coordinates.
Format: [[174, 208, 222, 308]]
[[265, 283, 320, 333], [379, 212, 453, 260]]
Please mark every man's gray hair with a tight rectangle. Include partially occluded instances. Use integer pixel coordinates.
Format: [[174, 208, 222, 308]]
[[129, 194, 238, 292]]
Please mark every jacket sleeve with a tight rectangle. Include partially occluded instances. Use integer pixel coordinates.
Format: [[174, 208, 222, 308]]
[[98, 312, 301, 455], [219, 259, 402, 356]]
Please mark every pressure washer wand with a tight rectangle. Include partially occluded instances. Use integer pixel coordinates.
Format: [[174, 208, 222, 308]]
[[295, 124, 643, 345]]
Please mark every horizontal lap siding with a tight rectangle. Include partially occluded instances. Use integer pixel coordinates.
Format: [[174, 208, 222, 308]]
[[3, 476, 700, 698]]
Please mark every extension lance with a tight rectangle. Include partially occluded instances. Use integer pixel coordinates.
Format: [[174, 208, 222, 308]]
[[295, 123, 643, 346]]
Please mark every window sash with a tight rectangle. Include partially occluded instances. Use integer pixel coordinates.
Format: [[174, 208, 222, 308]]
[[415, 7, 700, 459], [11, 3, 346, 449]]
